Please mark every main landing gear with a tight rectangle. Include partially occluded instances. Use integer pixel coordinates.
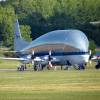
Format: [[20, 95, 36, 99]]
[[17, 64, 27, 71], [33, 64, 45, 71], [95, 61, 100, 69], [78, 63, 87, 70]]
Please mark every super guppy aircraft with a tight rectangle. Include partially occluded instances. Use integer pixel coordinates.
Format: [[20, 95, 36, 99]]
[[1, 20, 90, 70]]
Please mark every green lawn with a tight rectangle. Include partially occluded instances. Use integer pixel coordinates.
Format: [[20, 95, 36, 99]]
[[0, 60, 20, 69], [0, 61, 100, 100]]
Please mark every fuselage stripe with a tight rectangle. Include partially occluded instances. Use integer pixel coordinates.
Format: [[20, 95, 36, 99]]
[[34, 51, 89, 56]]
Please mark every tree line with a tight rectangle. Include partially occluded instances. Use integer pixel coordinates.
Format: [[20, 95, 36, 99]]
[[0, 0, 100, 49]]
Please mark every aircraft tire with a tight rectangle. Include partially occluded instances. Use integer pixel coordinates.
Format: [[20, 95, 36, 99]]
[[95, 64, 100, 69], [34, 65, 37, 71], [79, 65, 85, 70]]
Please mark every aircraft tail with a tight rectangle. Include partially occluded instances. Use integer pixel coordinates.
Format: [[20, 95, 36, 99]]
[[14, 20, 30, 51]]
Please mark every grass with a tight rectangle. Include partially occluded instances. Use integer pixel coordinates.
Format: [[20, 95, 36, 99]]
[[0, 61, 100, 100], [0, 60, 20, 69]]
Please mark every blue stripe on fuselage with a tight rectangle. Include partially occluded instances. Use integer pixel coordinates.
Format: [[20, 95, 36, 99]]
[[34, 51, 89, 56]]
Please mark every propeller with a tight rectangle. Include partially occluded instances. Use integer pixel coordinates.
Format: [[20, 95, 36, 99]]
[[48, 51, 52, 60], [31, 51, 35, 59], [48, 51, 53, 67], [88, 50, 93, 64], [31, 50, 35, 65]]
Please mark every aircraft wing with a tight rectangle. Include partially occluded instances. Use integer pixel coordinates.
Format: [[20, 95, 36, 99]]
[[0, 57, 26, 61], [91, 56, 100, 61], [0, 57, 45, 62]]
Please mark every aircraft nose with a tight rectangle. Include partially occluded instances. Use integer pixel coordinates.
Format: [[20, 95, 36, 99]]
[[82, 54, 90, 63]]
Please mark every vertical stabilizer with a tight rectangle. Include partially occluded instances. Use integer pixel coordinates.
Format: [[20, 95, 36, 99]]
[[14, 20, 30, 51]]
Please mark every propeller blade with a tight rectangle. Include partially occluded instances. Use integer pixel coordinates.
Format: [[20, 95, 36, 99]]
[[49, 50, 52, 56], [48, 61, 53, 68], [31, 50, 35, 59], [48, 50, 53, 61], [32, 50, 35, 55]]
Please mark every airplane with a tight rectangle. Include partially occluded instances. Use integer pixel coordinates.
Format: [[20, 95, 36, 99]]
[[0, 20, 91, 71]]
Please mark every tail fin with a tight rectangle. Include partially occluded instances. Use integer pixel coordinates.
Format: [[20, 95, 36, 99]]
[[14, 20, 30, 51]]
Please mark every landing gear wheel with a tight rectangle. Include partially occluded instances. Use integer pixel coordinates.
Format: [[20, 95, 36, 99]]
[[79, 65, 85, 70], [34, 65, 37, 71]]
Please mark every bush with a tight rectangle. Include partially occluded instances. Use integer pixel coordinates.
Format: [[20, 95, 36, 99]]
[[89, 40, 96, 55]]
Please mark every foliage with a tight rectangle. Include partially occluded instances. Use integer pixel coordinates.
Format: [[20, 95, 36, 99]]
[[20, 25, 32, 42], [0, 0, 100, 48], [0, 5, 15, 47], [89, 40, 96, 55]]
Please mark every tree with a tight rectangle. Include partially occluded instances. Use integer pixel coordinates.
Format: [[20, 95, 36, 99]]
[[20, 25, 32, 42], [0, 0, 100, 48], [0, 5, 16, 47], [89, 40, 96, 55]]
